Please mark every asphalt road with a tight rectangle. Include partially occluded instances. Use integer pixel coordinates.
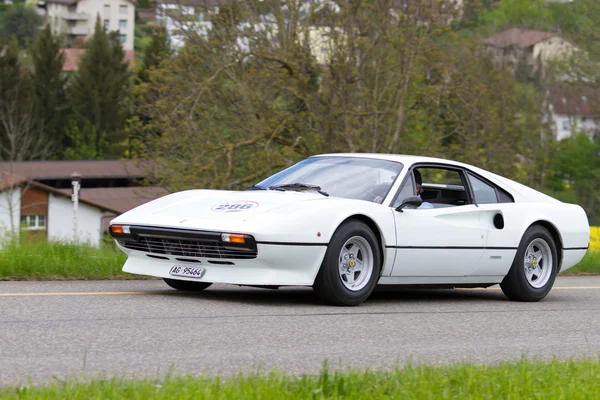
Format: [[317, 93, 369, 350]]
[[1, 276, 600, 386]]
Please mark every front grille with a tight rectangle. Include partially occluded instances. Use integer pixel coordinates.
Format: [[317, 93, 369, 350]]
[[119, 236, 257, 259]]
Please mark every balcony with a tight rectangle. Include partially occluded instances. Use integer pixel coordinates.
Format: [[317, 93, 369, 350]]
[[63, 12, 89, 21], [66, 25, 89, 36]]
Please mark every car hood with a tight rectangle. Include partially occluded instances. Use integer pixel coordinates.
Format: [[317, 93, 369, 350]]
[[148, 189, 327, 221]]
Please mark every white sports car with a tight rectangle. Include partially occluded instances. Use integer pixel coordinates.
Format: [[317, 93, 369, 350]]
[[109, 154, 590, 306]]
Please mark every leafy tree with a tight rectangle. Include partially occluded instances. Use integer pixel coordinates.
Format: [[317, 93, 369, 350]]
[[67, 16, 131, 159], [130, 0, 544, 191], [137, 25, 172, 83], [1, 2, 44, 47], [546, 134, 600, 225], [29, 23, 68, 151], [136, 0, 152, 8]]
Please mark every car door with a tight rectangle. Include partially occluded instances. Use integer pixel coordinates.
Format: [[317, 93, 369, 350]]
[[390, 165, 489, 277]]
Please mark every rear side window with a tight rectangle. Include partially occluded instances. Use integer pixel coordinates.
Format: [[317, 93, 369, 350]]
[[467, 173, 514, 204], [467, 173, 498, 204], [497, 187, 514, 203]]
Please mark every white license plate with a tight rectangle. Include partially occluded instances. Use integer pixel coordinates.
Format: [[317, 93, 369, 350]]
[[169, 265, 205, 278]]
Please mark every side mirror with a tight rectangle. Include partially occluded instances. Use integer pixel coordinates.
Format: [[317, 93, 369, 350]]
[[395, 196, 422, 212]]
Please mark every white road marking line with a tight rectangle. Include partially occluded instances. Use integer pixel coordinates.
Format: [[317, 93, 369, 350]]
[[0, 291, 165, 297]]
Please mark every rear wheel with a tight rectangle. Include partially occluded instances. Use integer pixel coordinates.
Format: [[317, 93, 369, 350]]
[[500, 225, 558, 302], [313, 220, 381, 306], [163, 278, 212, 292]]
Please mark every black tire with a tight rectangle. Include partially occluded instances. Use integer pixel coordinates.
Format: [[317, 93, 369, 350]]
[[313, 220, 381, 306], [500, 225, 558, 302], [163, 278, 212, 292]]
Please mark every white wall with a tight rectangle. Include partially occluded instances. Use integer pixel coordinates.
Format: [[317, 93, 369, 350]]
[[79, 0, 136, 50], [47, 193, 103, 246], [552, 113, 598, 141], [45, 0, 135, 51], [533, 37, 574, 63], [0, 187, 21, 239]]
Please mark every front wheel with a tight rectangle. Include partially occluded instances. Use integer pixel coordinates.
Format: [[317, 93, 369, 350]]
[[313, 220, 381, 306], [163, 278, 213, 292], [500, 225, 558, 302]]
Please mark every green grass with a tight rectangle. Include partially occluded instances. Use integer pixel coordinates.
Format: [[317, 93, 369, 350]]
[[0, 235, 598, 280], [561, 251, 600, 275], [0, 236, 129, 280], [2, 359, 600, 399]]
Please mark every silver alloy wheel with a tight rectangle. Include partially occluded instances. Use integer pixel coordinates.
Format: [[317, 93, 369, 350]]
[[338, 236, 374, 291], [523, 238, 553, 289]]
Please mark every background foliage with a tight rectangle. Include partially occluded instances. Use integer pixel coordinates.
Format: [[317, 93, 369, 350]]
[[0, 0, 598, 223]]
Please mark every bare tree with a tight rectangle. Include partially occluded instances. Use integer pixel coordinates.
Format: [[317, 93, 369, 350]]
[[0, 39, 52, 235]]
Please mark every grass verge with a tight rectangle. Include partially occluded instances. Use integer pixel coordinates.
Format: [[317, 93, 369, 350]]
[[0, 234, 598, 280], [2, 359, 600, 399], [561, 251, 600, 275], [0, 236, 129, 280]]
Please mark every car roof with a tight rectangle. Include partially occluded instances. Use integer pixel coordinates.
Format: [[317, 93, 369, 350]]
[[313, 153, 472, 168]]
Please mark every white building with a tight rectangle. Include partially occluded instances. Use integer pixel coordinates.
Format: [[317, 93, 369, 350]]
[[485, 28, 574, 79], [549, 85, 599, 141], [39, 0, 136, 51], [154, 0, 214, 48], [0, 174, 119, 246]]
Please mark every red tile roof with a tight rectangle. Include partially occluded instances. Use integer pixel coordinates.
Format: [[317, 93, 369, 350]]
[[137, 8, 157, 24], [551, 85, 600, 117], [60, 48, 136, 72], [0, 173, 28, 192], [485, 28, 557, 49], [60, 186, 168, 214], [0, 173, 121, 214], [0, 160, 148, 180]]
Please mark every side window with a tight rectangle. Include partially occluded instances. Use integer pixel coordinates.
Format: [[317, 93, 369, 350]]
[[393, 166, 469, 208], [467, 173, 498, 204], [393, 174, 414, 208]]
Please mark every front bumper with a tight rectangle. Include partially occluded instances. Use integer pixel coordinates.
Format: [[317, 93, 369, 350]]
[[118, 242, 327, 286]]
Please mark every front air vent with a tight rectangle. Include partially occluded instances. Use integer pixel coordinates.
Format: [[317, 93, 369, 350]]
[[120, 237, 257, 260]]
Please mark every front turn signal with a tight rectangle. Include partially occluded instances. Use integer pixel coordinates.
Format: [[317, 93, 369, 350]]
[[221, 233, 245, 244]]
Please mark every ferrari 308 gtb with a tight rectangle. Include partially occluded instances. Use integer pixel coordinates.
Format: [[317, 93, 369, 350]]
[[109, 154, 590, 306]]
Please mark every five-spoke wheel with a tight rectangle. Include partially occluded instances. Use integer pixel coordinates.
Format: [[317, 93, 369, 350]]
[[523, 238, 553, 289], [314, 220, 381, 306], [338, 236, 374, 291], [501, 225, 558, 302]]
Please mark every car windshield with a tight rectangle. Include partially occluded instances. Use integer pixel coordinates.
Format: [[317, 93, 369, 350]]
[[255, 156, 404, 203]]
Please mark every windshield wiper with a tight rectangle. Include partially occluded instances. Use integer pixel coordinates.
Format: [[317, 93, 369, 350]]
[[269, 183, 329, 197], [242, 184, 267, 191]]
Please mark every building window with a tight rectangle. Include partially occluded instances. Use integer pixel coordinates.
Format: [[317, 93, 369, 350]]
[[119, 19, 127, 30], [120, 5, 128, 14], [120, 34, 126, 44], [103, 4, 110, 18], [562, 120, 570, 130], [20, 215, 46, 230], [104, 19, 110, 31]]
